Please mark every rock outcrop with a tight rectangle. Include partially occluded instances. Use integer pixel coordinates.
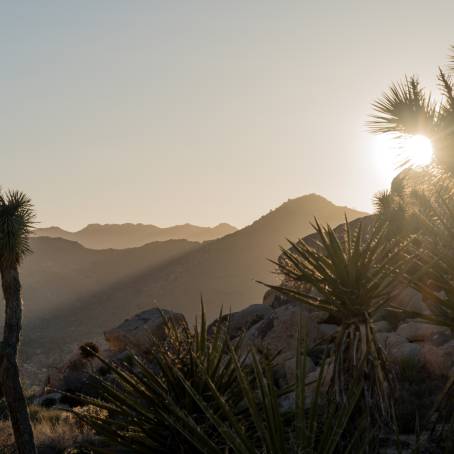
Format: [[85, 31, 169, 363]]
[[208, 304, 273, 338], [104, 308, 186, 352]]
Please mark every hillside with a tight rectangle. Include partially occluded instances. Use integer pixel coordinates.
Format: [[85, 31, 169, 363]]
[[21, 238, 201, 321], [34, 222, 237, 249], [19, 194, 367, 383]]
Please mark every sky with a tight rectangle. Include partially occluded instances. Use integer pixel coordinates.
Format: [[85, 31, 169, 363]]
[[2, 1, 454, 230]]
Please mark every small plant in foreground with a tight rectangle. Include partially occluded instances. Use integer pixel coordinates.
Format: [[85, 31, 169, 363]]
[[74, 313, 368, 453]]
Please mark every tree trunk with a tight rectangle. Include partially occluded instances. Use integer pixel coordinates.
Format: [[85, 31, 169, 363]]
[[0, 264, 36, 454]]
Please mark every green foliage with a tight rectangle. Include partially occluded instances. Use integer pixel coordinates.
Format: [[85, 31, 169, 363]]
[[369, 51, 454, 173], [373, 175, 421, 242], [389, 183, 454, 330], [73, 307, 249, 452], [267, 218, 404, 321], [383, 185, 454, 442], [369, 76, 437, 137], [0, 189, 35, 267], [264, 218, 405, 424], [73, 310, 368, 453]]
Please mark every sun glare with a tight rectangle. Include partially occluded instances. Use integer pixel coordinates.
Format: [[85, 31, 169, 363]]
[[373, 134, 433, 182], [404, 135, 433, 167]]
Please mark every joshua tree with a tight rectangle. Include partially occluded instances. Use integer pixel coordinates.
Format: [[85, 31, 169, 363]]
[[368, 45, 454, 326], [369, 48, 454, 174], [0, 190, 36, 453]]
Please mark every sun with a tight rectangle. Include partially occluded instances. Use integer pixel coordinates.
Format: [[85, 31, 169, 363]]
[[403, 135, 433, 167], [373, 134, 433, 181]]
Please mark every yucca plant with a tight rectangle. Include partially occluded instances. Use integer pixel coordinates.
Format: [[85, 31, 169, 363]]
[[165, 322, 368, 454], [372, 173, 425, 244], [368, 40, 454, 355], [393, 185, 454, 329], [264, 218, 407, 425], [369, 53, 454, 173], [75, 313, 368, 453], [370, 184, 454, 440], [71, 306, 249, 453], [0, 189, 36, 454]]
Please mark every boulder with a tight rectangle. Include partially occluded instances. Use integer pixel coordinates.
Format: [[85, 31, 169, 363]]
[[376, 332, 408, 350], [373, 321, 392, 333], [208, 304, 273, 338], [420, 344, 445, 375], [278, 392, 296, 413], [389, 342, 422, 363], [438, 340, 454, 374], [392, 288, 429, 314], [104, 308, 186, 352], [428, 329, 453, 347], [278, 362, 333, 412], [284, 356, 316, 385], [243, 304, 320, 361], [376, 332, 422, 362], [396, 320, 451, 343], [418, 340, 454, 375], [318, 324, 338, 338], [262, 289, 290, 309], [34, 392, 62, 408], [311, 311, 330, 323]]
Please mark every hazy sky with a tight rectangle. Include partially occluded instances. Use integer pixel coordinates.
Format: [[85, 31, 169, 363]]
[[2, 1, 454, 230]]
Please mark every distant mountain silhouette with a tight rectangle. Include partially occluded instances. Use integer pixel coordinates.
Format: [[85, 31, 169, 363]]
[[19, 194, 367, 384], [34, 222, 237, 249]]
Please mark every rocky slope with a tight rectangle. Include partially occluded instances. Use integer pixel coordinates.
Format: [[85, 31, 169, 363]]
[[42, 287, 454, 414]]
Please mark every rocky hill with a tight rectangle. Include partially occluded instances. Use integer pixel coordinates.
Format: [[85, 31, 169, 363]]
[[21, 238, 201, 320]]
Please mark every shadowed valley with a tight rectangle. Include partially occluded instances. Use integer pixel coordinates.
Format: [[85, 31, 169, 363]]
[[18, 194, 366, 382]]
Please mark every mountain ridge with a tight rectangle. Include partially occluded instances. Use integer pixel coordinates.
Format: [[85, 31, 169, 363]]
[[34, 222, 237, 249], [20, 194, 368, 385]]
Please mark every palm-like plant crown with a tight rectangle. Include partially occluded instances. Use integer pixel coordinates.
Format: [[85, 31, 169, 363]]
[[401, 184, 454, 330], [369, 51, 454, 173], [264, 219, 405, 425], [267, 218, 405, 324], [0, 190, 35, 268]]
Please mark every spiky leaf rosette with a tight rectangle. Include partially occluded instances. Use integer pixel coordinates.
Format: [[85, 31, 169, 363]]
[[0, 190, 35, 268], [398, 183, 454, 329], [263, 218, 407, 425], [74, 313, 368, 453], [369, 53, 454, 173]]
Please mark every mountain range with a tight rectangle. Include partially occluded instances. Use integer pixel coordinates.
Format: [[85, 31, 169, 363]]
[[33, 222, 237, 249], [18, 194, 367, 385]]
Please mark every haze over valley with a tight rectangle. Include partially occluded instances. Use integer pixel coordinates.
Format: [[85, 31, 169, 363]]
[[20, 194, 366, 383]]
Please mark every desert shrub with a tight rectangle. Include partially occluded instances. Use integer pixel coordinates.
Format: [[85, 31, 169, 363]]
[[73, 307, 250, 452], [0, 405, 99, 453], [73, 311, 372, 453], [266, 218, 406, 427]]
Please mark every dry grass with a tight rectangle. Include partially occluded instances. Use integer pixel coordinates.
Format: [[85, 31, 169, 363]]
[[0, 405, 100, 453]]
